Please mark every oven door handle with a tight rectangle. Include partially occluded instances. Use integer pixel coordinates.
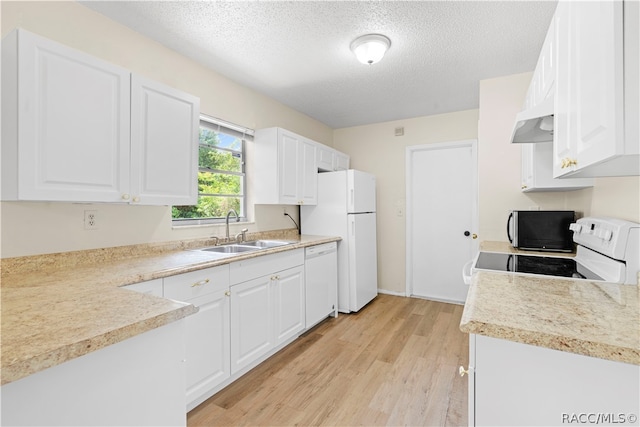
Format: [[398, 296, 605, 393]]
[[506, 254, 514, 272]]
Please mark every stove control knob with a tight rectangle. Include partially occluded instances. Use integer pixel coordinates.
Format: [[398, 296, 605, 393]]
[[603, 230, 613, 241]]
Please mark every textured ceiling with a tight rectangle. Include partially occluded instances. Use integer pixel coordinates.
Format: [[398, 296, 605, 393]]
[[80, 1, 557, 129]]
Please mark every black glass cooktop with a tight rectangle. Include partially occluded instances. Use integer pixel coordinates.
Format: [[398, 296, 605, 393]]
[[475, 252, 603, 281]]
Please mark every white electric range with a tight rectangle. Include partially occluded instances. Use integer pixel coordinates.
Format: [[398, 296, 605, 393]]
[[472, 217, 639, 284]]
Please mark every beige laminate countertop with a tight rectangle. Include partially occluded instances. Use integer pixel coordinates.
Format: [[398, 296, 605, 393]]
[[1, 232, 339, 385], [460, 242, 639, 365]]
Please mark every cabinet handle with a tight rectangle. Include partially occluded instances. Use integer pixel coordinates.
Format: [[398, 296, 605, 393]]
[[122, 193, 130, 201], [521, 184, 527, 189], [472, 234, 478, 239], [561, 158, 578, 169], [224, 290, 230, 297], [459, 366, 471, 377], [191, 278, 210, 287], [132, 196, 140, 203]]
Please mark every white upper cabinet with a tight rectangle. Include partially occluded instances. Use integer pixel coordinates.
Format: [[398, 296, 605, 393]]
[[2, 29, 130, 202], [553, 0, 639, 178], [1, 29, 199, 204], [333, 151, 350, 171], [316, 144, 335, 172], [317, 143, 350, 172], [521, 142, 593, 192], [524, 14, 557, 110], [130, 75, 199, 205], [254, 127, 317, 205]]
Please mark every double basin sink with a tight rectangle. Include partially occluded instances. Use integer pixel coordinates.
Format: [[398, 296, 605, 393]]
[[196, 240, 295, 257]]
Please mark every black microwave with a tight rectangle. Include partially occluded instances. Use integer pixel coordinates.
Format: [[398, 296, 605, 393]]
[[507, 210, 576, 252]]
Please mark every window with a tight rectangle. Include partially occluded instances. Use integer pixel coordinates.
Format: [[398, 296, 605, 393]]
[[172, 116, 252, 225]]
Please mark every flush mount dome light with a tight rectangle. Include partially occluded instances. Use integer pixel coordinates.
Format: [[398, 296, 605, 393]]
[[350, 34, 391, 65]]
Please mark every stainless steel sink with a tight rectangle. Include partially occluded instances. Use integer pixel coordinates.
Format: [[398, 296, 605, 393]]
[[199, 244, 260, 254], [196, 240, 294, 255], [239, 240, 293, 248]]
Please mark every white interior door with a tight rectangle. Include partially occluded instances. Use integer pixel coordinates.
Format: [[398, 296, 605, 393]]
[[406, 140, 478, 303]]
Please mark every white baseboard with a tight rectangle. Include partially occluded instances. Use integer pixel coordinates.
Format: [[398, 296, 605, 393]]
[[377, 288, 406, 297]]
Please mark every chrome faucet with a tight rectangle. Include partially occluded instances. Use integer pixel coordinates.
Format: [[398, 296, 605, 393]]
[[226, 209, 239, 240]]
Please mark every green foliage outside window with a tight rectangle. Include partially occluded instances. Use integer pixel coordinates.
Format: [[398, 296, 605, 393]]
[[172, 127, 245, 220]]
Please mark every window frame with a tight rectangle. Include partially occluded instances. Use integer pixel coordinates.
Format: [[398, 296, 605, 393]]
[[171, 115, 253, 226]]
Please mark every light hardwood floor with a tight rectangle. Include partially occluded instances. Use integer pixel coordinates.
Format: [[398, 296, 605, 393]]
[[188, 294, 468, 426]]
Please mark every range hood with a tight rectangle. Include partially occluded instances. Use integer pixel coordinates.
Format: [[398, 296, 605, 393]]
[[510, 96, 554, 143]]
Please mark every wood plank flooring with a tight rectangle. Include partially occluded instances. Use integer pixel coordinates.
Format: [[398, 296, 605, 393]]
[[187, 294, 468, 426]]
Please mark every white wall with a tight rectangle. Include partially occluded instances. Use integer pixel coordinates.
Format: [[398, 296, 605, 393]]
[[333, 110, 480, 294], [0, 1, 332, 257]]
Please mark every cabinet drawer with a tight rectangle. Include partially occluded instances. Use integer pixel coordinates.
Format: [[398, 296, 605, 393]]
[[121, 278, 163, 297], [230, 249, 304, 285], [164, 265, 230, 302]]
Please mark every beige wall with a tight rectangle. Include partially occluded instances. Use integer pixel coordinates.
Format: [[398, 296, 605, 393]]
[[1, 1, 333, 258], [333, 110, 480, 294]]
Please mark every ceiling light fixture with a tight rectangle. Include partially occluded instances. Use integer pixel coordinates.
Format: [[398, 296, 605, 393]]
[[350, 34, 391, 65]]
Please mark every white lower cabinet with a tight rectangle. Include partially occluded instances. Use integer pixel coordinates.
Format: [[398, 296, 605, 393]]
[[1, 320, 187, 427], [230, 275, 274, 374], [163, 265, 231, 411], [121, 247, 325, 413], [469, 334, 640, 426], [230, 249, 305, 375], [272, 266, 305, 345]]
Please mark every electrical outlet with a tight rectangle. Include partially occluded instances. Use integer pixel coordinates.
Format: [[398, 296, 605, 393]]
[[84, 210, 99, 230]]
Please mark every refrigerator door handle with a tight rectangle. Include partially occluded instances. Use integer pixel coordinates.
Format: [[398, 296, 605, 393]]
[[350, 189, 354, 210]]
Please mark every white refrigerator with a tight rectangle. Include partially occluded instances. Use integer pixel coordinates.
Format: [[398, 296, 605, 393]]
[[301, 169, 378, 313]]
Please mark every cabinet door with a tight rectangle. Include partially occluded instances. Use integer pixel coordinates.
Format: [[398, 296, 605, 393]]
[[474, 334, 640, 426], [15, 30, 130, 202], [277, 130, 301, 205], [163, 265, 230, 408], [184, 289, 230, 408], [316, 144, 334, 172], [521, 144, 535, 191], [333, 152, 350, 171], [553, 1, 576, 177], [273, 266, 305, 345], [522, 142, 593, 192], [230, 276, 274, 374], [299, 139, 317, 205], [539, 14, 556, 103], [130, 74, 199, 205], [554, 1, 624, 177]]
